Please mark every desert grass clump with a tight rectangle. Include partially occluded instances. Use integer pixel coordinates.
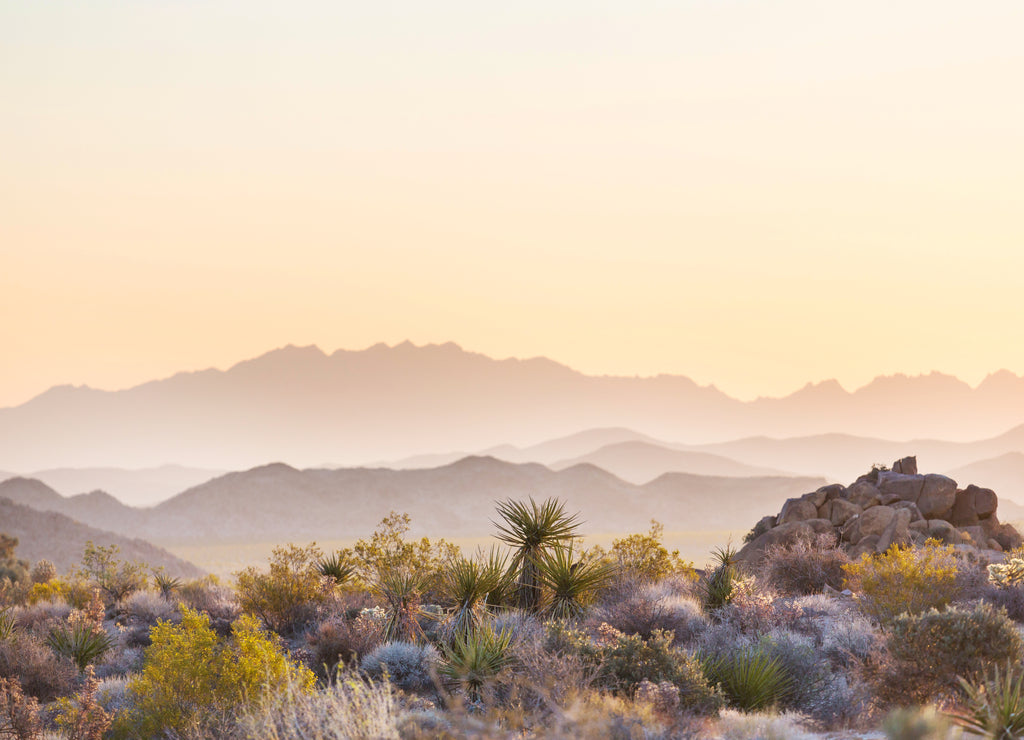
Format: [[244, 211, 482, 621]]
[[713, 709, 818, 740], [360, 641, 440, 694], [235, 543, 331, 635], [494, 497, 581, 612], [843, 539, 960, 622], [761, 534, 850, 596], [699, 644, 795, 713]]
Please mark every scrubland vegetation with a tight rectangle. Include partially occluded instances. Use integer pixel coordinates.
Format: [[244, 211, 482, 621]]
[[5, 500, 1024, 738]]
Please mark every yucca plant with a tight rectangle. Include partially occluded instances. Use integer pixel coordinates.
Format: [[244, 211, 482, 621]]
[[441, 550, 512, 639], [373, 568, 430, 643], [318, 551, 357, 587], [949, 662, 1024, 739], [699, 645, 794, 712], [535, 545, 615, 620], [46, 622, 115, 672], [493, 497, 581, 612], [698, 544, 740, 613], [440, 625, 514, 701], [152, 571, 182, 599], [0, 608, 15, 641]]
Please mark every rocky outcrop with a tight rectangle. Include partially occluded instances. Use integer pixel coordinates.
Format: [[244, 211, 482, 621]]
[[738, 457, 1023, 564]]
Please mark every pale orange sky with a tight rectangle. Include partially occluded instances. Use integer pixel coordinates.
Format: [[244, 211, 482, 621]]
[[2, 1, 1024, 408]]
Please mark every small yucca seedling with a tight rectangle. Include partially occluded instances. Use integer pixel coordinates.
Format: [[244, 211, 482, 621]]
[[440, 625, 514, 701], [698, 545, 740, 613], [949, 662, 1024, 739], [318, 551, 357, 587], [152, 571, 182, 599], [46, 622, 115, 672], [0, 608, 15, 641], [699, 646, 794, 712], [536, 545, 616, 621]]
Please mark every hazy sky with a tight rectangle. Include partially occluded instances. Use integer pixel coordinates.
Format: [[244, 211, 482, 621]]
[[3, 1, 1023, 407]]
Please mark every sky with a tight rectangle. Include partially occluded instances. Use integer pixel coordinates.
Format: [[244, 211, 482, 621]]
[[2, 0, 1023, 407]]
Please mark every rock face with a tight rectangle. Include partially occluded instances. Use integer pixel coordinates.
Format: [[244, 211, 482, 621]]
[[737, 457, 1024, 564]]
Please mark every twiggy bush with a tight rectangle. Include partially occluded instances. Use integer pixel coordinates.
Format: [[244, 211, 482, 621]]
[[607, 521, 696, 583], [361, 641, 440, 694], [308, 613, 384, 679], [0, 631, 77, 702], [76, 543, 147, 606], [843, 540, 960, 622], [235, 543, 330, 635], [761, 534, 850, 596], [592, 584, 707, 644], [119, 606, 315, 738], [54, 666, 111, 740], [0, 676, 42, 740]]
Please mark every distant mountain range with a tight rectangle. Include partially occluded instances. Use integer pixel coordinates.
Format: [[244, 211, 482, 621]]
[[0, 496, 203, 578], [2, 342, 1023, 471], [0, 460, 826, 545]]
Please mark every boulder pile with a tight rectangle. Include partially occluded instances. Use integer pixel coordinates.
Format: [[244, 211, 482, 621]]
[[737, 456, 1023, 564]]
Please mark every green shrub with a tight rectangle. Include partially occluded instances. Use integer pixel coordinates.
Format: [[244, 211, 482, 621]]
[[120, 606, 315, 738], [608, 521, 696, 583], [76, 543, 147, 605], [885, 601, 1023, 701], [346, 512, 459, 595], [235, 543, 329, 634], [843, 540, 960, 622]]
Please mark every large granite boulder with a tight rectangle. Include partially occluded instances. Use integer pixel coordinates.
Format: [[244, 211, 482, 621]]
[[737, 519, 834, 564], [950, 485, 998, 526], [917, 475, 958, 519]]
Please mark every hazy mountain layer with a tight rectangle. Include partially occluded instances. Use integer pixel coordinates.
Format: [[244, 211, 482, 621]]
[[1, 459, 825, 544], [2, 342, 1023, 470]]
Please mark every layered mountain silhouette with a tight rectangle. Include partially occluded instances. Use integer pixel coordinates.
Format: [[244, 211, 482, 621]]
[[2, 342, 1023, 471], [0, 460, 825, 544]]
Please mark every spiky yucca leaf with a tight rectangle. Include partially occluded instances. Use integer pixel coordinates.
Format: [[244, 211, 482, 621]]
[[698, 544, 740, 612], [493, 497, 581, 611], [152, 571, 182, 599], [949, 662, 1024, 738], [0, 608, 14, 641], [46, 622, 114, 672], [536, 545, 616, 620], [318, 551, 356, 587], [442, 549, 512, 638]]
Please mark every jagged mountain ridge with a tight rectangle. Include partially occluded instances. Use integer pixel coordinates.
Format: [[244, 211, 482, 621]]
[[2, 341, 1023, 470]]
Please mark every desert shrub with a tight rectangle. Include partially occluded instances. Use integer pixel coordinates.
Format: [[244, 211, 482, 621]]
[[28, 561, 55, 586], [761, 534, 850, 596], [25, 577, 92, 609], [13, 600, 71, 633], [361, 641, 440, 694], [0, 537, 29, 591], [883, 705, 958, 740], [120, 606, 315, 738], [346, 512, 459, 597], [981, 582, 1024, 623], [54, 666, 111, 740], [93, 676, 133, 719], [843, 540, 961, 622], [308, 612, 384, 679], [94, 645, 144, 679], [607, 521, 696, 583], [588, 625, 721, 713], [76, 543, 147, 605], [373, 568, 430, 643], [176, 576, 240, 632], [0, 676, 42, 740], [235, 543, 331, 635], [439, 626, 513, 700], [881, 601, 1023, 703], [949, 662, 1024, 740], [592, 583, 707, 644], [988, 557, 1024, 588], [817, 608, 879, 669], [121, 589, 177, 626], [0, 611, 12, 643], [714, 709, 818, 740], [0, 631, 78, 702], [47, 622, 114, 672]]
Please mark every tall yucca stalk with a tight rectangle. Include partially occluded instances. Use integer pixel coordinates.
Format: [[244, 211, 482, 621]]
[[536, 545, 615, 620], [493, 497, 581, 612]]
